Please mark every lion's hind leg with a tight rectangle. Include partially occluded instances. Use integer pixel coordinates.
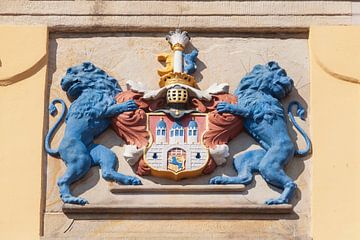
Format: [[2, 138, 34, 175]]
[[265, 180, 297, 205], [58, 167, 90, 205], [258, 142, 297, 205], [58, 142, 92, 205], [90, 144, 142, 185], [261, 164, 297, 205], [209, 149, 265, 185]]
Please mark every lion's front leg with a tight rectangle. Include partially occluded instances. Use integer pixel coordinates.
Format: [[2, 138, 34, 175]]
[[216, 101, 250, 117], [90, 144, 142, 185], [104, 99, 138, 117]]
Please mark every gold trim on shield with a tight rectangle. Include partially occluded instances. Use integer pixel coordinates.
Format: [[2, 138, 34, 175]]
[[144, 112, 210, 181]]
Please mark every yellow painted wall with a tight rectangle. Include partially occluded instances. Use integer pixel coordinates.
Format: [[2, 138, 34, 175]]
[[0, 26, 48, 239], [310, 26, 360, 240]]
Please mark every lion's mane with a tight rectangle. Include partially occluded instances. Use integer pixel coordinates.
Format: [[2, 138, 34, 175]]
[[234, 61, 294, 123], [61, 62, 122, 121]]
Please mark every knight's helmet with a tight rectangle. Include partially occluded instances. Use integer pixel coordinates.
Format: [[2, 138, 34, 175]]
[[157, 29, 198, 109]]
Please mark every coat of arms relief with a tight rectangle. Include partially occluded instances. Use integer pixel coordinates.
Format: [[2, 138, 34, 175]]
[[45, 30, 311, 209]]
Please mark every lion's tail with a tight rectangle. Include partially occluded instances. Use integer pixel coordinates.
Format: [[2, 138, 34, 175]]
[[288, 101, 312, 157], [45, 98, 67, 157]]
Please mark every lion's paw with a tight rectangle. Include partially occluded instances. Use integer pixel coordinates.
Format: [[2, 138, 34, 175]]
[[122, 176, 142, 185], [125, 99, 138, 111], [209, 176, 233, 185], [62, 195, 89, 205], [216, 102, 233, 113], [265, 197, 288, 205]]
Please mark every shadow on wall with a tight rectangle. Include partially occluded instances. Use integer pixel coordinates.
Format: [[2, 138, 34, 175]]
[[0, 54, 47, 86], [187, 41, 207, 83]]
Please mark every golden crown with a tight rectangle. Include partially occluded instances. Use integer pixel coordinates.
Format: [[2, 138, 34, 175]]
[[159, 72, 196, 88], [157, 29, 197, 88]]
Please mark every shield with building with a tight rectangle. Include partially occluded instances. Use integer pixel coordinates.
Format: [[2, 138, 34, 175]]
[[145, 113, 209, 180], [111, 29, 243, 182]]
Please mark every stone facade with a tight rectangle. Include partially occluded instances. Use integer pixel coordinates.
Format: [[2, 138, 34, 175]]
[[0, 1, 359, 31], [44, 30, 311, 240], [0, 1, 359, 240]]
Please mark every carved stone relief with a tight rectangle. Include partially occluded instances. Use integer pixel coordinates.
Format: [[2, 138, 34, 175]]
[[44, 31, 311, 239]]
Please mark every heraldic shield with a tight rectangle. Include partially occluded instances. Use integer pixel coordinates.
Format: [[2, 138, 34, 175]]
[[145, 113, 209, 181]]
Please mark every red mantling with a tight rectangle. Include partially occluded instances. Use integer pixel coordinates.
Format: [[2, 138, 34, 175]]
[[111, 90, 243, 176]]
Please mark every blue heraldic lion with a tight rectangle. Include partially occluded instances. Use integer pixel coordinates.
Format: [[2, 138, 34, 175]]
[[45, 62, 141, 205], [211, 61, 311, 205]]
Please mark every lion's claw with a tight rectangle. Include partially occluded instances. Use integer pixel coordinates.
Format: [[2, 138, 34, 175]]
[[209, 176, 231, 184], [210, 175, 249, 185], [121, 176, 142, 185], [126, 99, 138, 111], [216, 102, 234, 113], [62, 195, 89, 205], [129, 177, 142, 185], [265, 197, 289, 205]]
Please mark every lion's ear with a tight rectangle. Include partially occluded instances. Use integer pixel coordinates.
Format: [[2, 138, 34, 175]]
[[252, 64, 263, 73], [96, 69, 106, 75], [66, 67, 73, 74], [267, 61, 280, 71], [82, 62, 95, 72]]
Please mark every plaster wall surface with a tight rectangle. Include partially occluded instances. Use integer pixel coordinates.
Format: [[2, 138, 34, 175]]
[[310, 26, 360, 240], [0, 26, 48, 240]]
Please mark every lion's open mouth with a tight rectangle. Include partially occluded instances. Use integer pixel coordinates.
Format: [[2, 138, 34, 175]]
[[61, 77, 77, 90], [67, 81, 79, 91], [272, 83, 286, 98], [67, 80, 82, 97]]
